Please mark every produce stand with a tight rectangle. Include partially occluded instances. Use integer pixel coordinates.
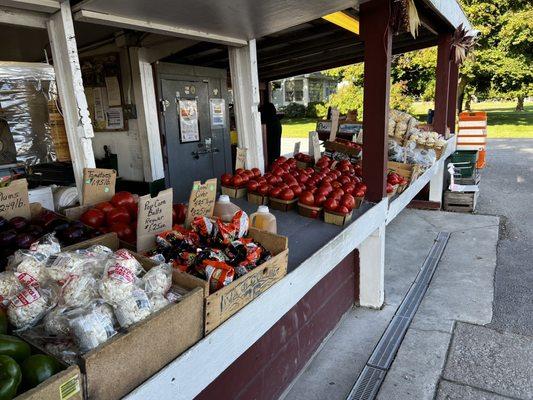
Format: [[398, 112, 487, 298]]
[[0, 0, 473, 398]]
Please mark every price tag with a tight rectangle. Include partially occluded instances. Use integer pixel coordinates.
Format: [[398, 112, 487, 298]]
[[309, 131, 321, 163], [136, 188, 173, 252], [0, 179, 31, 220], [316, 120, 331, 133], [185, 178, 217, 228], [235, 147, 247, 170], [329, 108, 340, 142], [293, 141, 301, 155], [81, 168, 116, 205]]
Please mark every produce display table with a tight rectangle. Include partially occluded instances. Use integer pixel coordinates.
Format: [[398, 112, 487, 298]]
[[125, 199, 388, 400]]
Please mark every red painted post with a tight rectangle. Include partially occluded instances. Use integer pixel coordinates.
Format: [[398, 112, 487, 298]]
[[447, 62, 459, 134], [360, 0, 392, 202], [433, 32, 452, 135]]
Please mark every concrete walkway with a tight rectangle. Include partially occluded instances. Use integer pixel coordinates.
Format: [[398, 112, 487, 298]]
[[281, 209, 499, 400]]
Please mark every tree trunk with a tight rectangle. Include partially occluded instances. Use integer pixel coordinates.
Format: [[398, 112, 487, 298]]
[[516, 95, 525, 111], [465, 94, 472, 111]]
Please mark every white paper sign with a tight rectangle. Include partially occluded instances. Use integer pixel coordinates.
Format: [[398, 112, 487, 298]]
[[178, 99, 200, 142], [210, 98, 226, 127], [235, 147, 247, 170], [105, 107, 124, 130], [309, 131, 321, 162], [105, 76, 122, 106], [329, 108, 340, 141], [93, 88, 106, 122]]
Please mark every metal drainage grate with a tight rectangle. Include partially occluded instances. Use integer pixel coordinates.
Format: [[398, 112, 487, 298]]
[[346, 366, 387, 400], [346, 232, 450, 400]]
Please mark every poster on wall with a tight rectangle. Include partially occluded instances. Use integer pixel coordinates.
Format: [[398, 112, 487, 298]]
[[80, 52, 127, 132], [178, 99, 200, 143], [210, 98, 226, 128]]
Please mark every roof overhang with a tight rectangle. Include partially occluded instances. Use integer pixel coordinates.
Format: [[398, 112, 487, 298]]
[[72, 0, 358, 46]]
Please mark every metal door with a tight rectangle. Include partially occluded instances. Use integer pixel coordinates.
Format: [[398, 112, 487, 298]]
[[157, 64, 231, 202]]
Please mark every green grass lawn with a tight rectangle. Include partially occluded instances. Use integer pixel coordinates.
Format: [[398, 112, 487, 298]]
[[282, 101, 533, 139]]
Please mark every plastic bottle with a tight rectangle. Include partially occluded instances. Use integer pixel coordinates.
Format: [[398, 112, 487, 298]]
[[213, 195, 241, 222], [250, 205, 277, 234]]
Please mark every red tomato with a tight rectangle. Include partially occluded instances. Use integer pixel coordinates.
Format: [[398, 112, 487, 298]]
[[173, 203, 187, 225], [297, 174, 309, 184], [232, 175, 244, 187], [355, 189, 366, 198], [344, 184, 355, 195], [221, 173, 233, 186], [269, 187, 282, 198], [277, 156, 287, 163], [338, 175, 351, 185], [251, 168, 261, 177], [235, 168, 244, 175], [340, 194, 356, 211], [258, 184, 270, 196], [109, 222, 135, 243], [331, 188, 345, 199], [387, 183, 394, 193], [331, 181, 342, 189], [95, 201, 114, 214], [309, 187, 318, 194], [80, 208, 105, 228], [337, 206, 350, 215], [272, 167, 284, 177], [111, 191, 136, 208], [106, 207, 130, 225], [240, 174, 250, 184], [324, 198, 339, 212], [280, 188, 295, 201], [267, 176, 279, 185], [291, 185, 302, 196], [127, 202, 138, 219], [319, 183, 333, 194], [299, 191, 315, 206], [247, 180, 259, 192], [314, 194, 327, 206]]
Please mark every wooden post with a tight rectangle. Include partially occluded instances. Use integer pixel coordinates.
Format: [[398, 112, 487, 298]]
[[47, 1, 95, 200], [447, 61, 459, 134], [359, 223, 385, 308], [360, 0, 392, 202], [228, 40, 265, 172], [433, 32, 452, 135], [129, 47, 165, 182]]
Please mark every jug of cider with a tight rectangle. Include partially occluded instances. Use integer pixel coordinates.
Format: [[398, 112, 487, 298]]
[[250, 205, 277, 234], [213, 195, 241, 222]]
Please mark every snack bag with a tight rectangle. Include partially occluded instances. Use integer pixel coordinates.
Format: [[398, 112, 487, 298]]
[[201, 260, 235, 293]]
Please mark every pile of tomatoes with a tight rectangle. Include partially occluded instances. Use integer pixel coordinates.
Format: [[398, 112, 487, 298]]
[[294, 152, 313, 164], [237, 156, 367, 215], [79, 191, 138, 243], [221, 168, 262, 188], [386, 172, 408, 194]]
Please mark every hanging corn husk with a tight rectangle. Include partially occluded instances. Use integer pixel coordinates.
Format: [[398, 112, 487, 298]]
[[450, 23, 478, 64], [391, 0, 420, 38]]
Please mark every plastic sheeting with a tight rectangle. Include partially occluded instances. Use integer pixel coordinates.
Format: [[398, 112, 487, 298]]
[[0, 62, 56, 165]]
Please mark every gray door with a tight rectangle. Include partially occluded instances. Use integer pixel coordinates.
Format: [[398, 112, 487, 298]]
[[157, 64, 231, 202]]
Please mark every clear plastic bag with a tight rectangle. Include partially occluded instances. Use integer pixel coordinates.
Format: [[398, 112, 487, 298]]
[[165, 285, 188, 303], [142, 264, 172, 296], [68, 300, 117, 353], [48, 245, 112, 283], [388, 139, 404, 162], [114, 288, 152, 328], [0, 272, 23, 306], [99, 249, 145, 305], [43, 305, 71, 337], [61, 274, 99, 308], [7, 285, 57, 330], [149, 294, 170, 313]]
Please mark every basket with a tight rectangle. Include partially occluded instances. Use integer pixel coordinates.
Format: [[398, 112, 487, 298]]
[[324, 209, 353, 226], [221, 185, 247, 199], [297, 202, 322, 219], [269, 197, 298, 212], [247, 192, 269, 205]]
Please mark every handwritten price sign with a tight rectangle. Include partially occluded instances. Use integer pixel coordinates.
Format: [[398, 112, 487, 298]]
[[136, 188, 173, 252], [0, 179, 30, 220], [82, 168, 116, 205], [235, 148, 247, 171], [185, 178, 217, 227]]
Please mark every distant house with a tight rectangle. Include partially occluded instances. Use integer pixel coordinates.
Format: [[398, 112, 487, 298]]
[[270, 73, 338, 108]]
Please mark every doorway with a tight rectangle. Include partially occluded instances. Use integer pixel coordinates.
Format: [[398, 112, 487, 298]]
[[155, 63, 231, 202]]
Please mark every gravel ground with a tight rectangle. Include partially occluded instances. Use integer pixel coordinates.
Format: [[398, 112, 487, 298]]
[[476, 139, 533, 336]]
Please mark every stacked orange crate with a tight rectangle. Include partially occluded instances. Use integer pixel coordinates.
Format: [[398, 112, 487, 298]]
[[457, 111, 487, 168]]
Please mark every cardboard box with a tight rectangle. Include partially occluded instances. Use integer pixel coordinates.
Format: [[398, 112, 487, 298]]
[[15, 365, 83, 400], [247, 192, 268, 205], [324, 209, 353, 226], [172, 228, 289, 335], [269, 197, 298, 212], [25, 233, 204, 400], [221, 185, 247, 199]]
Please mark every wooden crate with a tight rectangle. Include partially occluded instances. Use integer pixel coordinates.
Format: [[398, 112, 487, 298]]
[[324, 209, 353, 226], [297, 202, 322, 219], [172, 228, 289, 335], [443, 191, 479, 213], [387, 161, 423, 184]]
